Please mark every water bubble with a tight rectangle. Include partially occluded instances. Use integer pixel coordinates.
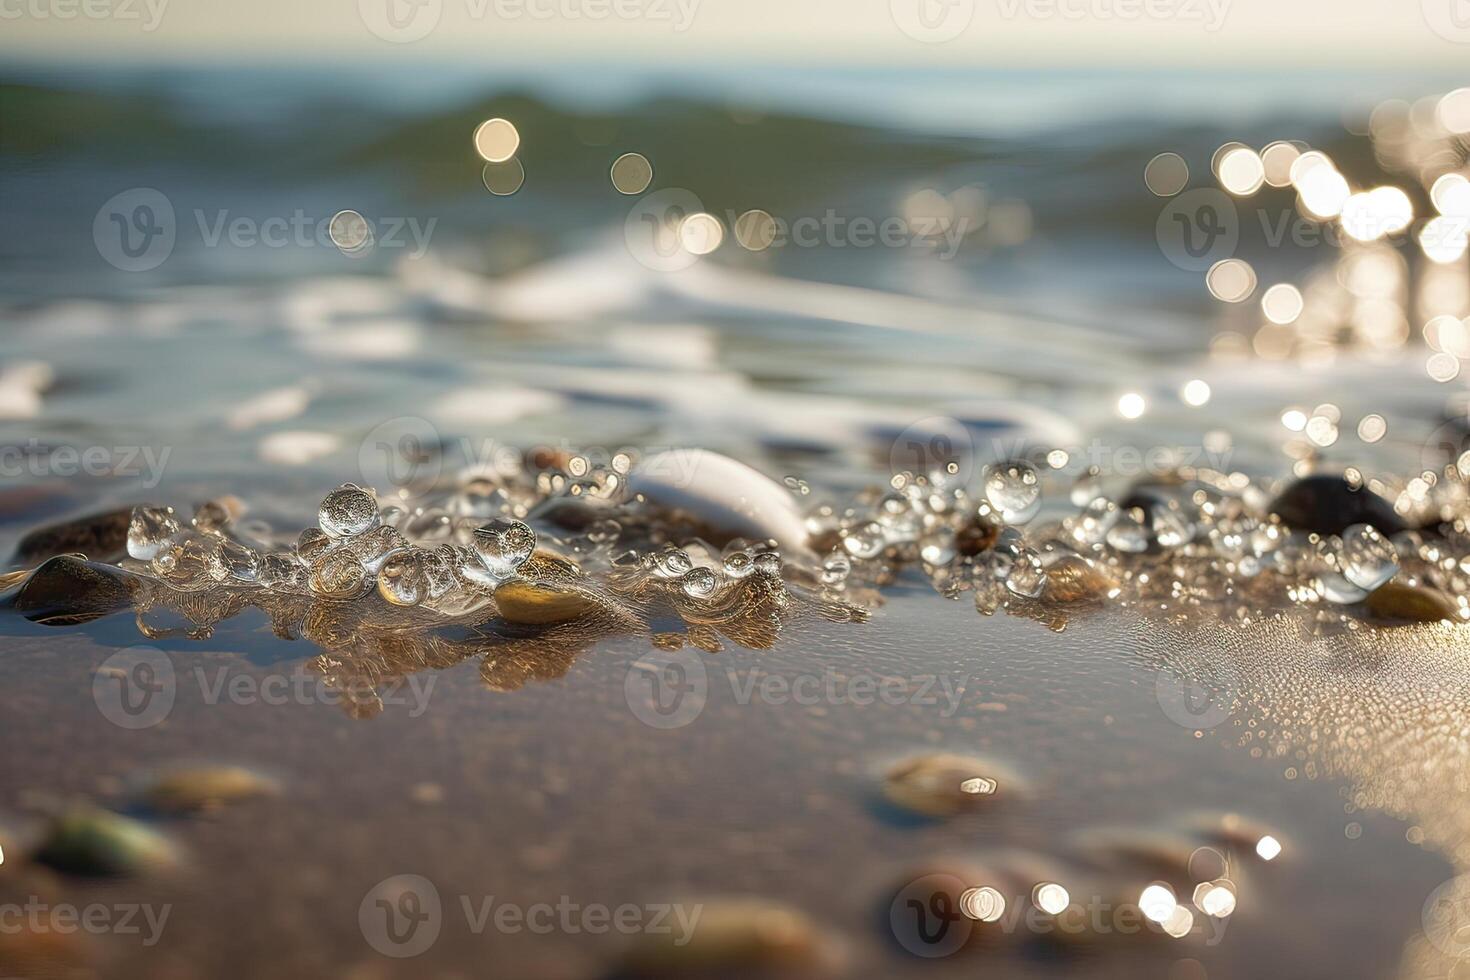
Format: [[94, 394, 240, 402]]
[[1070, 496, 1120, 546], [1106, 510, 1150, 553], [471, 519, 536, 581], [1070, 467, 1103, 508], [191, 500, 231, 533], [297, 526, 332, 562], [319, 484, 381, 540], [680, 567, 718, 599], [216, 538, 260, 583], [423, 546, 459, 599], [783, 476, 810, 496], [257, 553, 306, 591], [918, 530, 957, 566], [723, 549, 754, 578], [309, 549, 370, 599], [842, 522, 886, 560], [1341, 523, 1399, 591], [753, 551, 782, 576], [128, 506, 180, 561], [377, 550, 426, 607], [1004, 548, 1047, 598], [150, 531, 223, 588], [348, 524, 409, 574], [821, 550, 851, 585], [657, 548, 694, 577], [984, 461, 1042, 524], [1153, 506, 1195, 549]]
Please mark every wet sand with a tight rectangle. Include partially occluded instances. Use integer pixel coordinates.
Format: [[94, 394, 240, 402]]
[[1, 588, 1462, 978]]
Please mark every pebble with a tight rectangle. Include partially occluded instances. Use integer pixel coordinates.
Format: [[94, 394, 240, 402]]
[[882, 753, 1019, 818], [1043, 555, 1118, 603], [144, 766, 280, 814], [1268, 475, 1406, 536], [1362, 581, 1456, 623], [617, 898, 840, 977], [629, 450, 810, 556], [11, 556, 140, 625], [14, 507, 133, 566], [494, 579, 605, 625], [35, 807, 178, 876]]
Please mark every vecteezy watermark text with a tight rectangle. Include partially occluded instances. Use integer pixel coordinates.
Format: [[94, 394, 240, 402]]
[[625, 647, 974, 729], [0, 898, 171, 947], [358, 875, 702, 958], [0, 440, 170, 488], [0, 0, 167, 30], [358, 0, 698, 43], [94, 646, 437, 729]]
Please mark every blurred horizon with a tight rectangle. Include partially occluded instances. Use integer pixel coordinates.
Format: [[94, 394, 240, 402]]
[[1, 0, 1467, 68]]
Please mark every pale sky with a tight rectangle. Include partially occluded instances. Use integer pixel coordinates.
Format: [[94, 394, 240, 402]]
[[0, 0, 1465, 67]]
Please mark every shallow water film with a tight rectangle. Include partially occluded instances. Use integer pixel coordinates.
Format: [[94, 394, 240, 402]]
[[3, 24, 1470, 980]]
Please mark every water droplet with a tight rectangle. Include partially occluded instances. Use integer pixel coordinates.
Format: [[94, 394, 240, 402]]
[[657, 548, 694, 577], [1341, 523, 1399, 591], [753, 551, 782, 576], [821, 550, 851, 584], [471, 519, 536, 581], [216, 538, 260, 583], [1106, 510, 1149, 553], [297, 527, 332, 561], [984, 461, 1042, 524], [377, 549, 426, 606], [723, 549, 754, 578], [309, 549, 370, 599], [257, 553, 306, 591], [318, 484, 380, 539], [346, 524, 409, 574], [1004, 549, 1047, 598], [1069, 496, 1119, 546], [191, 500, 231, 533], [919, 530, 957, 566], [842, 522, 885, 559], [128, 506, 180, 561], [150, 530, 223, 588], [1153, 506, 1195, 549], [1070, 467, 1103, 508], [680, 566, 718, 599]]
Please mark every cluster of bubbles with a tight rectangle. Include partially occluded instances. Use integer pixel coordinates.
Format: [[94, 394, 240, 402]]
[[127, 484, 538, 614], [789, 451, 1470, 630]]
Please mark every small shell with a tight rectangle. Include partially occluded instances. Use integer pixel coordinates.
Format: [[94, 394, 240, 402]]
[[144, 766, 280, 814], [35, 808, 179, 876]]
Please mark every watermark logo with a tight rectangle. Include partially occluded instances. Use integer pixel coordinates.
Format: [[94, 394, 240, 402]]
[[624, 648, 709, 729], [360, 874, 443, 957], [889, 416, 976, 484], [359, 0, 442, 41], [1422, 0, 1470, 43], [359, 416, 444, 492], [1420, 417, 1470, 477], [624, 187, 707, 272], [890, 0, 974, 41], [1423, 875, 1470, 958], [93, 646, 176, 730], [1156, 188, 1238, 272], [94, 188, 175, 272], [1155, 659, 1239, 730], [889, 874, 973, 957]]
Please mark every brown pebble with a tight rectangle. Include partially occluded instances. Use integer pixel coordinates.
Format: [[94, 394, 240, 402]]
[[882, 753, 1020, 818], [494, 579, 604, 625], [145, 766, 280, 814], [618, 898, 841, 976], [1363, 581, 1456, 623], [1043, 555, 1117, 603]]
